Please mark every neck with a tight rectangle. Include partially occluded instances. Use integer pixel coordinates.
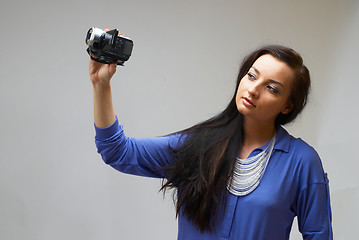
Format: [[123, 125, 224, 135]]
[[242, 118, 276, 150]]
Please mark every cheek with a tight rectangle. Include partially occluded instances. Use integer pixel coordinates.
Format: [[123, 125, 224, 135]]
[[268, 98, 290, 115], [235, 84, 244, 102], [235, 81, 247, 110], [236, 79, 246, 95]]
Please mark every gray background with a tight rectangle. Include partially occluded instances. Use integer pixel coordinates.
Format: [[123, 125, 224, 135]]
[[1, 0, 358, 239]]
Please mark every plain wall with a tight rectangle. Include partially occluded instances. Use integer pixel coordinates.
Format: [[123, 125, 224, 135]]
[[0, 0, 358, 239]]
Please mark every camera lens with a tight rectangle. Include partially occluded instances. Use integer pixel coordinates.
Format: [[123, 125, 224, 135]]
[[86, 27, 105, 46], [85, 28, 93, 45]]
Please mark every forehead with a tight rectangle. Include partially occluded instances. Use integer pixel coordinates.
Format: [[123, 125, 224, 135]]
[[251, 54, 294, 85]]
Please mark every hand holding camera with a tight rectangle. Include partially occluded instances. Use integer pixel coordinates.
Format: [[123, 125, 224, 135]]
[[89, 58, 117, 87], [86, 27, 134, 86]]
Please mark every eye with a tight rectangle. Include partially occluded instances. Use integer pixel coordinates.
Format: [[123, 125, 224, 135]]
[[267, 84, 279, 94], [247, 72, 257, 80]]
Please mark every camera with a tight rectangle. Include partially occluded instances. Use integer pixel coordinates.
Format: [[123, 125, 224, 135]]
[[85, 27, 134, 66]]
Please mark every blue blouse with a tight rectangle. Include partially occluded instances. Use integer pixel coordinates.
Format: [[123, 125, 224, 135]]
[[94, 118, 333, 240]]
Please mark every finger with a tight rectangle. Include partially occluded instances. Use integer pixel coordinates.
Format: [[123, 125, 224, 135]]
[[109, 63, 117, 74], [89, 58, 101, 72]]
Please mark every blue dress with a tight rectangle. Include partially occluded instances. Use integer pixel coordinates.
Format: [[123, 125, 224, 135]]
[[94, 117, 333, 240]]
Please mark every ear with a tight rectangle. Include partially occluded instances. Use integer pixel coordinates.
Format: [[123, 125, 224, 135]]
[[281, 102, 294, 115]]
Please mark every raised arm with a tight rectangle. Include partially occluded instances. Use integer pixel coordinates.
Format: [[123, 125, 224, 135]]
[[89, 57, 184, 178], [89, 58, 117, 128]]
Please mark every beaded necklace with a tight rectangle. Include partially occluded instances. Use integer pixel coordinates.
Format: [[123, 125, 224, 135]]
[[227, 133, 276, 196]]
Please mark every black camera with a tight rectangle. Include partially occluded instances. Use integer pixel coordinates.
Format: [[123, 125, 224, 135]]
[[85, 27, 134, 66]]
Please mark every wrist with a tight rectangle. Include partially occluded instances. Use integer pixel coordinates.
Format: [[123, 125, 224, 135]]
[[92, 81, 111, 93]]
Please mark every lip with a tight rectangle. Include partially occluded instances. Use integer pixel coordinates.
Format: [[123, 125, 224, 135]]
[[242, 97, 256, 107]]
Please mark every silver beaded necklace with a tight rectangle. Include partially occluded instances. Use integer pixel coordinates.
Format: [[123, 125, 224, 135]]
[[227, 132, 276, 196]]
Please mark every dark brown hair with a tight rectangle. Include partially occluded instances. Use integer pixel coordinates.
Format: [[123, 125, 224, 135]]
[[161, 45, 311, 232]]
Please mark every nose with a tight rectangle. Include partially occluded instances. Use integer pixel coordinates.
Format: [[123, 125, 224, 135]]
[[247, 82, 259, 98]]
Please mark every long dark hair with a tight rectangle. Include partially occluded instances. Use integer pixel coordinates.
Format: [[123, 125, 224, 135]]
[[161, 45, 311, 232]]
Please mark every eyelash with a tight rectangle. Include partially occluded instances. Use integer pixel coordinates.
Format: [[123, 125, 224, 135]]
[[247, 72, 256, 80], [267, 85, 279, 94], [247, 72, 279, 94]]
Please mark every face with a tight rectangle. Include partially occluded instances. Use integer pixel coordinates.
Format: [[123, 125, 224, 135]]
[[236, 54, 294, 125]]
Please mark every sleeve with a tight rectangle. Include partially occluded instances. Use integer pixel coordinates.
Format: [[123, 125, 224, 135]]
[[294, 144, 333, 240], [94, 117, 181, 178]]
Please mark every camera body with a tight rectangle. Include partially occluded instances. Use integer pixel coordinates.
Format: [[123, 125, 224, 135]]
[[85, 27, 133, 66]]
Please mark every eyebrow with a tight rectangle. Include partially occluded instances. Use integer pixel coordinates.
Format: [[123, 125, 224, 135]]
[[250, 66, 284, 88]]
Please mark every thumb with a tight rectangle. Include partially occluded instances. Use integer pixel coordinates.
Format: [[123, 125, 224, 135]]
[[109, 62, 117, 75]]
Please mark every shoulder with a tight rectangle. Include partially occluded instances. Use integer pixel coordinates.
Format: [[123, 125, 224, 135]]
[[291, 137, 319, 162], [277, 126, 320, 164], [282, 129, 326, 186]]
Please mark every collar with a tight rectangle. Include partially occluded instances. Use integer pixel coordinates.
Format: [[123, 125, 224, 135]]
[[255, 126, 291, 153], [273, 126, 291, 153]]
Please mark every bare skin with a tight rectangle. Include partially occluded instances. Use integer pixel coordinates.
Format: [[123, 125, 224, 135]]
[[235, 55, 294, 158], [89, 58, 117, 128]]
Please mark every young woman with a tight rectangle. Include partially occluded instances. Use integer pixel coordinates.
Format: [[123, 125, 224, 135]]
[[90, 45, 333, 239]]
